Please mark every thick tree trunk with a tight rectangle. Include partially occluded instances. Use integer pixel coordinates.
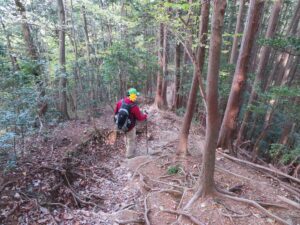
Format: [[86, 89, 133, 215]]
[[177, 0, 210, 156], [154, 23, 166, 109], [57, 0, 70, 120], [197, 0, 226, 197], [237, 0, 283, 144], [229, 0, 246, 64], [177, 62, 201, 156], [218, 0, 265, 153]]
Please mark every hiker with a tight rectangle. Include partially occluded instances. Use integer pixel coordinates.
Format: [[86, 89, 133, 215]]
[[114, 88, 148, 158]]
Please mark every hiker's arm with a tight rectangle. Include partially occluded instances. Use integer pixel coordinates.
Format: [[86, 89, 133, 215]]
[[132, 106, 147, 121], [114, 101, 121, 114]]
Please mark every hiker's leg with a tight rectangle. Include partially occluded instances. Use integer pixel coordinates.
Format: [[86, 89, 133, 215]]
[[125, 127, 136, 158]]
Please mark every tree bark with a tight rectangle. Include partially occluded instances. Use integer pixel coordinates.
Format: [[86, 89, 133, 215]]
[[177, 0, 210, 156], [0, 17, 20, 71], [14, 0, 48, 130], [14, 0, 39, 68], [229, 0, 246, 64], [237, 0, 283, 145], [154, 23, 166, 109], [161, 24, 169, 107], [218, 0, 265, 153], [172, 43, 182, 110], [57, 0, 70, 120], [197, 0, 226, 197]]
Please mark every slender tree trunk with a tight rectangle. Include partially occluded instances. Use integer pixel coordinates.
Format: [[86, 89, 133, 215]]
[[82, 5, 95, 117], [252, 55, 298, 161], [14, 0, 48, 130], [0, 18, 20, 71], [57, 0, 70, 120], [172, 43, 181, 110], [14, 0, 39, 69], [161, 24, 169, 107], [195, 0, 226, 198], [229, 0, 246, 64], [154, 23, 166, 109], [218, 0, 265, 153], [177, 0, 210, 156], [237, 0, 283, 145], [251, 4, 300, 160], [279, 121, 295, 146]]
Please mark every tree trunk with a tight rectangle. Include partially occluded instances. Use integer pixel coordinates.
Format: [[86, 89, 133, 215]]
[[237, 0, 283, 145], [82, 5, 95, 117], [14, 0, 39, 68], [161, 24, 169, 107], [197, 0, 226, 197], [57, 0, 70, 120], [154, 23, 165, 109], [0, 18, 20, 71], [229, 0, 246, 64], [14, 0, 48, 130], [172, 43, 181, 110], [176, 0, 210, 156], [218, 0, 265, 153], [251, 4, 300, 160]]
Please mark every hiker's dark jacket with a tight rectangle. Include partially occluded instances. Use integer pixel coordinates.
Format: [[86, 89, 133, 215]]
[[114, 97, 147, 131]]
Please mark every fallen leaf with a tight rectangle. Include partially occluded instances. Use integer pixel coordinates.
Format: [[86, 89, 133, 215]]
[[63, 213, 74, 220]]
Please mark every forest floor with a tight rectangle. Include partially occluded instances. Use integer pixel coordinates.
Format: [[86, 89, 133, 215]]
[[0, 105, 300, 225]]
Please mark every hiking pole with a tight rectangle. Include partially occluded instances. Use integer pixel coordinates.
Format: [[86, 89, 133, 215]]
[[146, 118, 149, 155]]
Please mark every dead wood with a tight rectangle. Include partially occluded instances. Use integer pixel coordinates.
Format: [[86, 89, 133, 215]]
[[216, 192, 291, 225], [160, 209, 205, 225], [41, 202, 69, 209], [218, 151, 300, 185], [0, 181, 15, 192]]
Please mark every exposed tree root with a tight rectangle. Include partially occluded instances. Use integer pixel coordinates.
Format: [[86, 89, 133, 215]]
[[133, 155, 168, 178], [63, 173, 98, 209], [0, 181, 15, 192], [216, 192, 291, 225], [277, 195, 300, 210], [218, 151, 300, 185], [220, 211, 251, 218], [153, 189, 183, 198], [160, 209, 205, 225], [115, 218, 145, 224], [41, 202, 69, 209], [150, 178, 185, 190], [144, 195, 151, 225], [261, 171, 300, 198], [215, 165, 264, 184]]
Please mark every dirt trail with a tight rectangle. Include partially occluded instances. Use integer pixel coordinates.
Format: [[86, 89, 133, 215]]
[[0, 106, 299, 225]]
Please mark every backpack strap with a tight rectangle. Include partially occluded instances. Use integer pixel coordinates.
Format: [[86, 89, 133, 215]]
[[120, 99, 136, 112]]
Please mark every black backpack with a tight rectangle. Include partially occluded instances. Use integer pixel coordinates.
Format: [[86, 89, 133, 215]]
[[115, 99, 136, 132]]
